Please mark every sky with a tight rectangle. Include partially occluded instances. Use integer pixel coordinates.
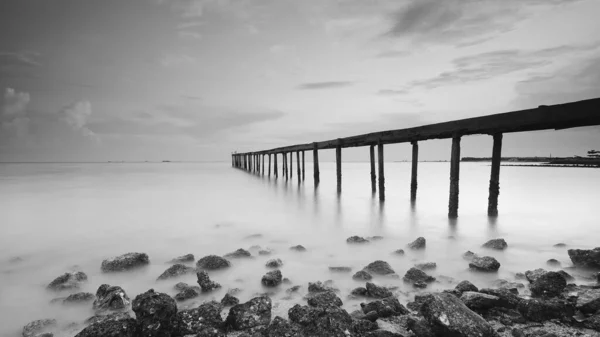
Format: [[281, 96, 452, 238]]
[[0, 0, 599, 162]]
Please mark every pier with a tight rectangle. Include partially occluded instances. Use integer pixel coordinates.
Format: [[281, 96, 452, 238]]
[[232, 98, 600, 218]]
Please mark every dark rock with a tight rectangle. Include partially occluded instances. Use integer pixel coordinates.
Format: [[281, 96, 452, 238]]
[[517, 297, 574, 322], [392, 249, 405, 255], [460, 291, 501, 311], [307, 291, 343, 307], [174, 287, 200, 301], [568, 247, 600, 269], [403, 267, 436, 287], [491, 279, 524, 290], [368, 235, 384, 241], [556, 270, 574, 282], [22, 319, 57, 337], [101, 252, 149, 272], [406, 317, 436, 337], [62, 292, 94, 304], [351, 287, 368, 297], [553, 243, 567, 248], [197, 270, 221, 292], [132, 289, 177, 337], [530, 271, 566, 297], [365, 330, 406, 337], [286, 285, 301, 293], [479, 288, 522, 309], [169, 253, 194, 263], [263, 316, 302, 337], [469, 256, 501, 272], [597, 271, 600, 283], [329, 266, 352, 273], [575, 288, 600, 314], [366, 282, 393, 298], [363, 260, 395, 275], [261, 269, 283, 287], [226, 296, 272, 330], [47, 271, 87, 291], [156, 263, 195, 281], [414, 281, 428, 289], [173, 282, 190, 291], [525, 268, 548, 283], [546, 259, 561, 267], [265, 259, 283, 268], [288, 304, 353, 336], [290, 245, 306, 252], [221, 293, 240, 306], [244, 233, 262, 239], [92, 284, 130, 312], [361, 297, 409, 318], [282, 277, 292, 285], [75, 314, 137, 337], [482, 238, 508, 250], [352, 319, 379, 334], [407, 294, 430, 313], [582, 313, 600, 331], [407, 237, 426, 250], [419, 292, 497, 337], [414, 262, 436, 271], [224, 248, 252, 259], [308, 281, 337, 293], [258, 249, 272, 256], [442, 289, 462, 297], [172, 301, 224, 336], [347, 236, 370, 244], [456, 280, 478, 294], [196, 255, 231, 270], [463, 251, 477, 261], [353, 270, 373, 281], [515, 272, 527, 280]]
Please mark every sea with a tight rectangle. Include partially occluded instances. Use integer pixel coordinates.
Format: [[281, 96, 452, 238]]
[[0, 162, 598, 336]]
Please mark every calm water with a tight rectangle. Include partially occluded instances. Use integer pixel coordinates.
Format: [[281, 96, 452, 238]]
[[0, 162, 598, 336]]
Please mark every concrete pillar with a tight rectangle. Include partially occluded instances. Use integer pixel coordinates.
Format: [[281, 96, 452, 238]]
[[411, 141, 419, 201], [274, 153, 278, 178], [290, 151, 293, 179], [369, 145, 376, 194], [378, 143, 385, 201], [313, 143, 320, 185], [296, 151, 301, 182], [487, 133, 503, 216], [268, 154, 272, 177], [302, 151, 305, 180], [448, 136, 461, 218], [336, 145, 342, 193]]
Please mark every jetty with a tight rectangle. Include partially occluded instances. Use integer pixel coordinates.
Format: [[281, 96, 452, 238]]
[[232, 98, 600, 218]]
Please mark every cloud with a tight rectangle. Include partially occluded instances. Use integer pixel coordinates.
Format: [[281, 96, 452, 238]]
[[160, 53, 197, 67], [178, 30, 202, 39], [0, 52, 41, 68], [2, 88, 30, 117], [377, 89, 409, 96], [375, 50, 411, 58], [297, 81, 354, 90], [60, 101, 98, 140]]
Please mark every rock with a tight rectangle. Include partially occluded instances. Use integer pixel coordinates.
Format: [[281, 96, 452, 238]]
[[525, 268, 548, 283], [479, 288, 522, 309], [224, 248, 252, 259], [463, 251, 477, 261], [392, 249, 405, 255], [197, 270, 221, 292], [414, 262, 436, 271], [576, 288, 600, 314], [597, 271, 600, 283], [353, 270, 373, 281], [407, 294, 430, 313], [156, 263, 195, 281], [530, 271, 566, 297], [258, 249, 272, 256], [363, 260, 395, 275], [221, 293, 240, 306], [92, 284, 130, 312], [22, 319, 57, 337], [419, 292, 497, 337], [556, 270, 574, 281], [352, 319, 379, 334], [290, 245, 307, 252], [460, 291, 501, 311], [406, 317, 436, 337], [172, 301, 224, 335], [226, 296, 272, 330], [288, 304, 354, 336], [568, 247, 600, 269], [469, 256, 500, 272], [244, 233, 262, 239], [361, 297, 409, 318], [347, 236, 370, 244], [75, 314, 137, 337], [169, 253, 194, 263], [261, 270, 283, 287], [307, 291, 343, 307], [517, 297, 574, 322], [582, 313, 600, 331], [351, 287, 368, 297], [47, 271, 87, 291], [368, 236, 384, 241], [403, 267, 436, 287], [546, 259, 561, 267], [265, 259, 283, 268], [491, 279, 524, 290], [62, 292, 94, 305], [263, 316, 302, 337], [196, 255, 231, 270], [407, 237, 426, 250], [515, 272, 526, 280], [132, 289, 177, 336], [553, 243, 567, 248], [456, 280, 478, 294], [365, 282, 393, 298], [482, 238, 508, 250], [174, 286, 200, 301], [308, 281, 337, 293], [329, 266, 352, 273], [286, 285, 301, 293], [173, 282, 190, 291], [101, 252, 149, 272]]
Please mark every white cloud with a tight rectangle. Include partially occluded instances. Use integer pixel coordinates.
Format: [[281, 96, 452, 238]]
[[2, 88, 30, 117]]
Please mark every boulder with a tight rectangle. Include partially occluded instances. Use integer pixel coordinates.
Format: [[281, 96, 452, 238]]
[[363, 260, 395, 275], [367, 236, 384, 241], [265, 259, 283, 268], [286, 285, 301, 294], [351, 287, 368, 297], [525, 268, 548, 283], [196, 255, 231, 270], [530, 271, 566, 297], [197, 270, 221, 292], [361, 297, 409, 318], [47, 271, 87, 291], [576, 288, 600, 314], [62, 292, 94, 305], [329, 266, 352, 273], [288, 304, 354, 336], [226, 296, 272, 330], [517, 297, 574, 322], [261, 270, 283, 287], [101, 252, 149, 272], [347, 236, 370, 244], [258, 249, 272, 256], [75, 313, 137, 337], [460, 291, 501, 311], [478, 288, 521, 309], [156, 263, 195, 281], [407, 294, 430, 313], [169, 253, 194, 263], [92, 284, 130, 312], [392, 249, 405, 255], [290, 245, 307, 252], [419, 292, 497, 337], [568, 247, 600, 269], [482, 238, 507, 250], [263, 316, 302, 337], [556, 270, 574, 282], [406, 317, 436, 337], [463, 251, 477, 261], [22, 319, 57, 337], [221, 293, 240, 306], [173, 282, 190, 291], [403, 267, 436, 287], [307, 291, 343, 307], [224, 248, 252, 259], [546, 259, 561, 267], [491, 279, 524, 290], [353, 270, 373, 281], [554, 243, 567, 248], [132, 289, 177, 337], [308, 281, 337, 293], [414, 262, 436, 271], [469, 256, 500, 272], [407, 237, 426, 250], [172, 301, 224, 336], [174, 286, 200, 301], [455, 280, 478, 294], [365, 282, 393, 298]]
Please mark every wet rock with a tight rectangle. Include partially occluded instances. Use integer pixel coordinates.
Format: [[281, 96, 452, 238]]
[[576, 288, 600, 314], [244, 233, 262, 239], [530, 271, 566, 297], [403, 267, 436, 287], [75, 314, 137, 337], [156, 263, 195, 281], [556, 270, 574, 282], [361, 297, 409, 318], [419, 292, 497, 337], [515, 272, 527, 280], [221, 293, 240, 306], [347, 236, 370, 244], [407, 294, 430, 313], [169, 253, 194, 263], [546, 259, 561, 267], [261, 270, 282, 287], [226, 296, 272, 330], [47, 271, 87, 291], [482, 238, 508, 250], [553, 243, 567, 248], [363, 260, 395, 275], [329, 266, 352, 273], [172, 301, 224, 335], [366, 282, 393, 298], [101, 252, 149, 272], [525, 268, 548, 283], [582, 313, 600, 331], [307, 290, 343, 307], [351, 287, 368, 297], [263, 316, 302, 337], [414, 262, 436, 271], [196, 255, 231, 270], [597, 271, 600, 283], [290, 245, 307, 252], [288, 304, 353, 336], [517, 297, 574, 322], [368, 235, 384, 241], [62, 292, 94, 305], [469, 255, 500, 272], [352, 319, 379, 334], [265, 259, 283, 268], [407, 237, 426, 250], [224, 248, 252, 259], [308, 281, 338, 293], [392, 249, 405, 255], [460, 291, 501, 311], [406, 317, 436, 337], [456, 280, 478, 294], [92, 284, 130, 312], [286, 285, 301, 293], [197, 270, 221, 292], [23, 319, 57, 337], [568, 247, 600, 269], [479, 288, 522, 309], [463, 251, 477, 261], [174, 286, 200, 301], [258, 249, 272, 256], [353, 270, 373, 281], [491, 279, 524, 290], [132, 289, 177, 337], [173, 282, 190, 291]]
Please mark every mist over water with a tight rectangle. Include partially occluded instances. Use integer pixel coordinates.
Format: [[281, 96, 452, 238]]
[[0, 162, 598, 336]]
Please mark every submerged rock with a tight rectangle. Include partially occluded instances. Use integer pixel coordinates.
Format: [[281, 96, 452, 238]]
[[101, 252, 149, 272], [23, 319, 57, 337], [365, 282, 393, 298], [525, 268, 548, 283], [554, 243, 567, 248], [367, 236, 384, 241], [576, 288, 600, 314], [290, 245, 307, 252], [363, 260, 395, 275], [455, 280, 478, 294], [169, 253, 194, 263], [224, 248, 252, 259], [156, 263, 195, 281], [62, 292, 94, 305], [174, 286, 200, 301], [226, 296, 272, 330], [329, 266, 352, 273], [479, 288, 522, 309], [361, 297, 409, 319], [172, 301, 224, 336], [221, 293, 239, 306], [197, 270, 221, 292], [414, 262, 436, 271], [196, 255, 231, 270], [517, 297, 575, 322], [546, 259, 561, 267], [288, 303, 354, 336], [403, 267, 436, 287], [407, 237, 426, 250], [460, 291, 501, 311], [75, 313, 137, 337], [347, 236, 370, 244], [265, 259, 283, 268], [92, 284, 130, 312], [258, 249, 272, 256], [462, 251, 477, 261], [568, 247, 600, 269], [530, 271, 567, 297], [307, 291, 343, 308], [353, 270, 373, 281], [351, 287, 368, 297], [262, 269, 283, 287], [491, 279, 524, 290], [482, 238, 507, 250], [132, 289, 177, 337], [308, 281, 338, 294], [47, 271, 87, 291], [392, 249, 405, 255], [469, 256, 500, 272]]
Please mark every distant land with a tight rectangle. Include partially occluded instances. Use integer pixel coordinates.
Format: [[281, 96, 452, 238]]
[[462, 156, 600, 166]]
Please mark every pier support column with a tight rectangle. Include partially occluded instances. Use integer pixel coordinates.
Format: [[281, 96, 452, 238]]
[[369, 145, 376, 194], [274, 153, 278, 178], [302, 151, 305, 180], [336, 144, 342, 193], [487, 133, 503, 216], [411, 141, 419, 201], [296, 151, 301, 182], [378, 143, 385, 201], [268, 154, 272, 177], [448, 136, 461, 218], [262, 154, 265, 175], [283, 152, 288, 179], [290, 151, 293, 179], [313, 143, 320, 185]]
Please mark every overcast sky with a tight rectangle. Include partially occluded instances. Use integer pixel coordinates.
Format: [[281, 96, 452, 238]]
[[1, 0, 599, 162]]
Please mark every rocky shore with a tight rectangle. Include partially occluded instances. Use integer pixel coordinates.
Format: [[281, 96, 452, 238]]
[[20, 238, 600, 337]]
